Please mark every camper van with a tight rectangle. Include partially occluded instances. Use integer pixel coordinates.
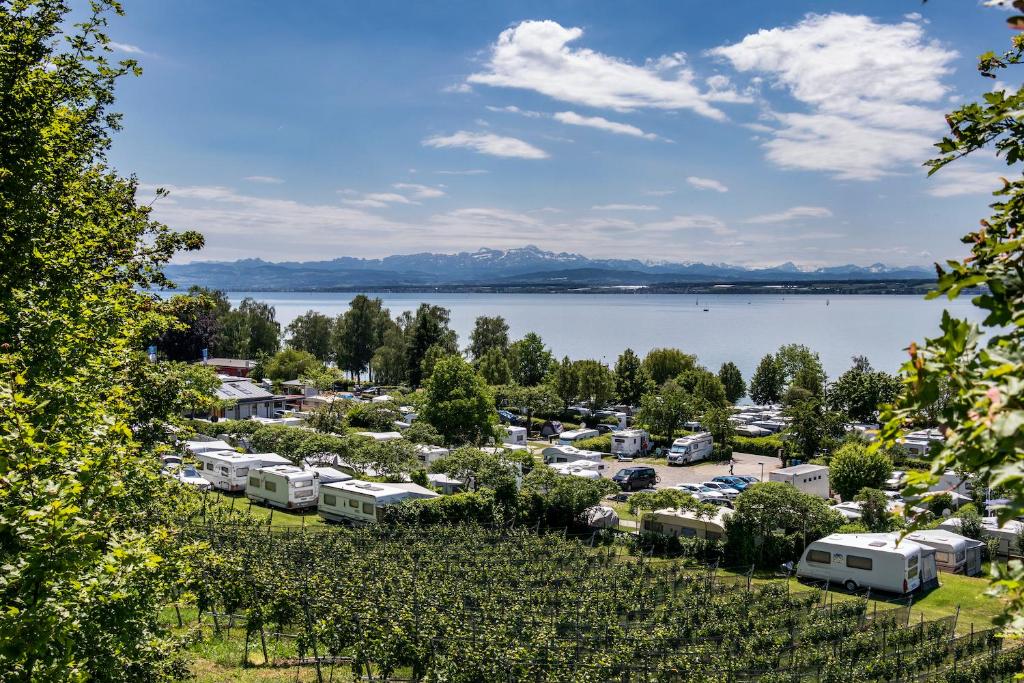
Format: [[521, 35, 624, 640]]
[[317, 480, 438, 524], [503, 426, 528, 447], [558, 428, 599, 446], [549, 459, 608, 477], [667, 432, 714, 465], [610, 429, 649, 458], [195, 451, 265, 492], [245, 465, 319, 510], [797, 533, 924, 594], [542, 445, 604, 466], [356, 431, 403, 442]]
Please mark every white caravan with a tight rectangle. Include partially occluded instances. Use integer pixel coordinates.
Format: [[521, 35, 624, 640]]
[[797, 533, 924, 594], [245, 465, 319, 510], [557, 428, 599, 446], [503, 426, 528, 447], [183, 439, 236, 456], [549, 462, 602, 480], [610, 429, 649, 458], [667, 432, 714, 465], [356, 431, 403, 442], [643, 507, 733, 541], [318, 480, 438, 524], [549, 459, 608, 477], [905, 529, 984, 576], [542, 445, 604, 465], [770, 464, 830, 498], [195, 451, 265, 492], [415, 445, 450, 466]]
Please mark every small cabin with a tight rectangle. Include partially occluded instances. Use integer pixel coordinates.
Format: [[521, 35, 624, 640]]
[[415, 445, 450, 466], [770, 464, 830, 498]]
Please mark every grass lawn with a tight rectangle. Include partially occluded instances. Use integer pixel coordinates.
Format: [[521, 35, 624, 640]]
[[200, 491, 325, 529]]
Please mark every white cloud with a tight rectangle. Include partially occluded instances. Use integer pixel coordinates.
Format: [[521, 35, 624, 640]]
[[644, 214, 734, 236], [467, 20, 747, 119], [686, 176, 729, 193], [553, 111, 659, 140], [108, 41, 146, 55], [925, 164, 1005, 197], [393, 183, 446, 199], [423, 131, 549, 159], [904, 12, 923, 21], [442, 83, 473, 93], [243, 175, 284, 184], [744, 206, 833, 224], [643, 189, 676, 196], [436, 169, 490, 175], [592, 203, 659, 211], [486, 104, 543, 118], [711, 13, 957, 180]]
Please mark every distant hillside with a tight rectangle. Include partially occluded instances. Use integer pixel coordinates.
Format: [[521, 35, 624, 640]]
[[163, 245, 934, 291]]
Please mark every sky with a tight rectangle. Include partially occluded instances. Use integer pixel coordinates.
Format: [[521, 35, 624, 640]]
[[93, 1, 1019, 267]]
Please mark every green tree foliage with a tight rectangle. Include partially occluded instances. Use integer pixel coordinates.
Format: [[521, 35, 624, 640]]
[[285, 310, 333, 362], [637, 379, 693, 444], [492, 384, 562, 420], [421, 356, 496, 445], [749, 354, 785, 405], [332, 295, 390, 381], [547, 356, 579, 410], [574, 359, 616, 409], [830, 442, 893, 501], [156, 286, 229, 361], [718, 361, 746, 404], [478, 346, 512, 385], [614, 348, 653, 406], [725, 483, 844, 567], [507, 332, 553, 386], [429, 446, 522, 498], [0, 3, 208, 676], [828, 356, 902, 423], [263, 348, 321, 382], [407, 304, 458, 387], [371, 322, 409, 386], [402, 421, 445, 446], [642, 347, 697, 386], [783, 397, 847, 461], [358, 438, 420, 481], [468, 315, 510, 361], [520, 466, 618, 528], [854, 488, 893, 533], [346, 402, 399, 431], [219, 297, 280, 359], [777, 344, 827, 397], [700, 405, 735, 448], [419, 343, 456, 384], [678, 367, 729, 408], [305, 402, 350, 434]]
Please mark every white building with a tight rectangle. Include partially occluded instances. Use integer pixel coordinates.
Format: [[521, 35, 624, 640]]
[[770, 464, 830, 498]]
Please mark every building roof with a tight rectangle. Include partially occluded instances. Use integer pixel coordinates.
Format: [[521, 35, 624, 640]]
[[906, 529, 984, 549], [202, 358, 257, 369], [650, 506, 733, 529], [773, 464, 828, 475], [814, 532, 921, 556], [215, 378, 275, 402]]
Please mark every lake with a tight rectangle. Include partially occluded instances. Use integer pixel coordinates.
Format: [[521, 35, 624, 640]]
[[226, 292, 983, 382]]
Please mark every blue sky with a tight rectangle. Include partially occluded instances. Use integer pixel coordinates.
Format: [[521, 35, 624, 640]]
[[98, 1, 1015, 266]]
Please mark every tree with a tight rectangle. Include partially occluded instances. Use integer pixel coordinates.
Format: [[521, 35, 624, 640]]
[[354, 438, 420, 482], [854, 488, 893, 533], [155, 286, 229, 361], [776, 344, 827, 397], [749, 354, 785, 405], [332, 295, 390, 381], [421, 356, 496, 445], [286, 310, 333, 362], [547, 356, 579, 410], [219, 297, 281, 358], [574, 359, 616, 409], [783, 397, 846, 461], [637, 379, 693, 444], [371, 322, 408, 386], [725, 483, 844, 567], [678, 367, 728, 408], [263, 348, 321, 382], [828, 355, 902, 423], [520, 466, 618, 528], [718, 362, 746, 404], [614, 348, 654, 406], [407, 304, 458, 387], [420, 343, 456, 384], [492, 384, 562, 421], [642, 348, 697, 386], [629, 488, 712, 533], [468, 315, 510, 361], [430, 446, 521, 496], [507, 332, 553, 386], [700, 405, 735, 448], [478, 347, 512, 385], [0, 2, 207, 676], [830, 442, 893, 501]]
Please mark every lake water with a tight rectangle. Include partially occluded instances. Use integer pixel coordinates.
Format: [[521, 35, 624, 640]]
[[227, 292, 983, 382]]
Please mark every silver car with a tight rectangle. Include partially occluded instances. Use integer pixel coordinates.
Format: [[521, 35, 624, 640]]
[[700, 481, 741, 500]]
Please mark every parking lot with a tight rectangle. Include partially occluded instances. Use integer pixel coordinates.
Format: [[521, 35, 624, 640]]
[[605, 451, 782, 488]]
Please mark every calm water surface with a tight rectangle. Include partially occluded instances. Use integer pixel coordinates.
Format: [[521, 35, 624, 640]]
[[227, 292, 982, 381]]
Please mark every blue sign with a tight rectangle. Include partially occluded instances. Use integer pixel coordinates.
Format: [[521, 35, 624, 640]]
[[201, 348, 209, 361]]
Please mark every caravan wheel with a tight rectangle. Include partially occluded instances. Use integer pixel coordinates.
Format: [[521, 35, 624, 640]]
[[844, 580, 857, 592]]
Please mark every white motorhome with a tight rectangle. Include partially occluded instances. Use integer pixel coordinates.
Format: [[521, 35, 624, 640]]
[[250, 452, 293, 467], [415, 445, 450, 466], [939, 516, 1024, 557], [643, 507, 733, 541], [549, 459, 609, 477], [245, 465, 319, 510], [356, 431, 404, 442], [905, 529, 984, 576], [558, 428, 599, 446], [503, 426, 528, 447], [317, 480, 438, 524], [542, 445, 604, 465], [770, 464, 830, 498], [610, 429, 649, 458], [797, 533, 925, 594], [195, 451, 265, 492], [667, 432, 713, 465]]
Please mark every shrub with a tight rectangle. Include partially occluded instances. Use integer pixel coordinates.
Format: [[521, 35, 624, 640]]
[[830, 442, 892, 501], [732, 434, 785, 457], [379, 491, 499, 526], [346, 402, 399, 431], [574, 435, 611, 453]]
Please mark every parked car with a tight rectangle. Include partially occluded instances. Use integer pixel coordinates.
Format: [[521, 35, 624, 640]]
[[595, 423, 617, 435], [735, 475, 759, 485], [497, 410, 523, 425], [884, 470, 907, 491], [712, 475, 750, 491], [163, 464, 211, 491], [672, 483, 729, 504], [612, 466, 659, 491], [701, 481, 741, 500]]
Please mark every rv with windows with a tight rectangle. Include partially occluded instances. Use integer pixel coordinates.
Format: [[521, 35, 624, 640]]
[[195, 451, 265, 492], [610, 429, 649, 458], [796, 533, 925, 594], [549, 462, 603, 480], [905, 529, 984, 576], [317, 480, 439, 524], [245, 465, 319, 510], [642, 507, 732, 541], [667, 432, 713, 465], [542, 445, 604, 466], [939, 516, 1024, 557], [415, 445, 450, 466], [557, 428, 599, 446]]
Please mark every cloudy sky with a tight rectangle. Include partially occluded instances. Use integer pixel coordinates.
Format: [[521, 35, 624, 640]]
[[101, 1, 1014, 266]]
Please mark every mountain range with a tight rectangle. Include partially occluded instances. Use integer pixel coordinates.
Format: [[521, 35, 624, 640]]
[[163, 246, 933, 291]]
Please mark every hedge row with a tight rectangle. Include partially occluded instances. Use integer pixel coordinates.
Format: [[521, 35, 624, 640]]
[[732, 434, 785, 457]]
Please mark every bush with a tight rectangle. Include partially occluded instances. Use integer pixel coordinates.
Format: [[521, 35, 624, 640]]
[[574, 435, 611, 453], [732, 434, 785, 457], [346, 402, 399, 431], [633, 532, 725, 561], [710, 442, 733, 462], [379, 491, 499, 526], [830, 442, 892, 501]]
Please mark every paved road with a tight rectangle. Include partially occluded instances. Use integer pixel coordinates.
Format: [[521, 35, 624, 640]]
[[606, 451, 783, 488]]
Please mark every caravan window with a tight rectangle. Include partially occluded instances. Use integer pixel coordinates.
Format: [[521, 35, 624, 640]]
[[349, 499, 359, 509], [205, 462, 213, 471], [846, 555, 873, 570], [362, 502, 374, 515], [236, 467, 248, 477], [807, 550, 831, 565], [907, 566, 919, 579], [293, 480, 312, 489], [323, 494, 337, 506], [264, 481, 277, 492], [680, 527, 696, 538], [249, 476, 260, 487], [936, 551, 952, 564], [907, 555, 919, 568], [220, 466, 230, 476]]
